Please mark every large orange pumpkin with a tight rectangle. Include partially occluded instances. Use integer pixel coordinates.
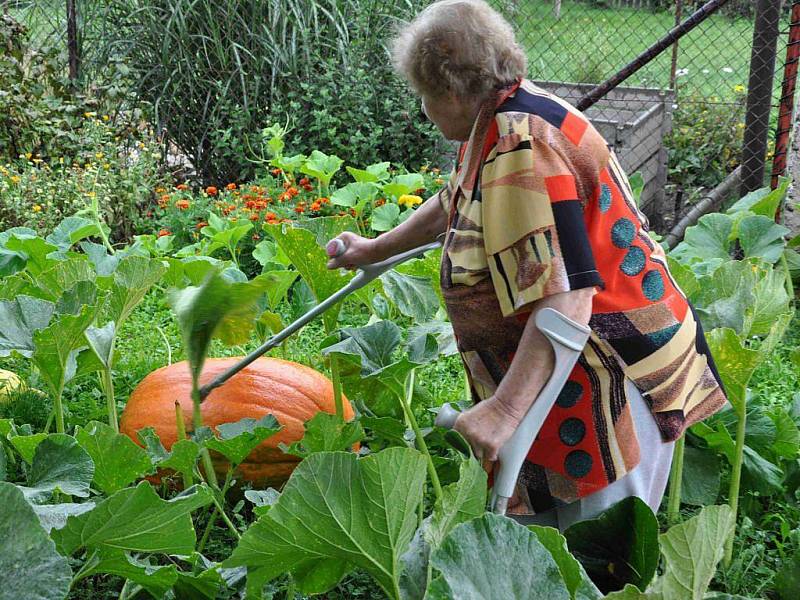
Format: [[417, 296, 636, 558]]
[[120, 357, 355, 486]]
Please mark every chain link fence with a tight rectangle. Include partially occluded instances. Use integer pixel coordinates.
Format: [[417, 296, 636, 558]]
[[492, 0, 789, 231]]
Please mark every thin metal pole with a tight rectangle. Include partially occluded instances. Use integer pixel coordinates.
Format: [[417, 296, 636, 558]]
[[66, 0, 79, 81], [578, 0, 732, 112], [740, 0, 783, 195], [669, 0, 684, 90], [771, 1, 800, 211]]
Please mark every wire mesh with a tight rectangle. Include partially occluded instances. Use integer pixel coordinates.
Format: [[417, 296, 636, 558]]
[[490, 0, 788, 230]]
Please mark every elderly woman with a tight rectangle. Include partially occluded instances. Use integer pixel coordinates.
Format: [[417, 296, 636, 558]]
[[327, 0, 727, 529]]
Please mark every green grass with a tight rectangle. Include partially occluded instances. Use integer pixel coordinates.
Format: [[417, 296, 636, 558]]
[[503, 1, 778, 104]]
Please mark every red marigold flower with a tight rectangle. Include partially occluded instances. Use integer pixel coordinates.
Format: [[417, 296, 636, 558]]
[[196, 221, 207, 229], [271, 168, 282, 176], [310, 201, 321, 211], [320, 197, 330, 204], [249, 213, 259, 221], [299, 177, 310, 186], [266, 212, 276, 220], [294, 205, 305, 214], [176, 183, 189, 191], [206, 186, 218, 196], [288, 187, 299, 197], [252, 233, 261, 240], [375, 198, 386, 206], [226, 183, 237, 191], [302, 184, 314, 192], [176, 199, 190, 210], [158, 228, 171, 237]]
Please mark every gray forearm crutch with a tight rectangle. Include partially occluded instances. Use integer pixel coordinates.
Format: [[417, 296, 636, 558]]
[[198, 236, 442, 400], [435, 309, 590, 515]]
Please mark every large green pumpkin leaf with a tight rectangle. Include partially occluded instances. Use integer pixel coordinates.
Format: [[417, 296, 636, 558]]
[[202, 414, 281, 465], [9, 432, 48, 463], [665, 256, 699, 300], [371, 203, 401, 232], [169, 269, 269, 384], [427, 513, 571, 600], [225, 448, 427, 599], [655, 504, 734, 600], [4, 234, 60, 277], [726, 178, 789, 219], [32, 502, 95, 533], [99, 255, 166, 330], [680, 446, 720, 506], [20, 434, 94, 501], [749, 263, 791, 336], [0, 295, 55, 358], [52, 482, 213, 556], [46, 216, 103, 252], [774, 548, 800, 600], [706, 328, 761, 412], [399, 459, 487, 600], [694, 261, 756, 335], [671, 213, 732, 265], [283, 412, 365, 458], [738, 215, 790, 264], [75, 421, 152, 494], [75, 550, 179, 599], [32, 301, 101, 398], [300, 150, 343, 186], [528, 526, 604, 600], [380, 271, 439, 323], [35, 258, 95, 302], [0, 482, 72, 600], [564, 497, 660, 593]]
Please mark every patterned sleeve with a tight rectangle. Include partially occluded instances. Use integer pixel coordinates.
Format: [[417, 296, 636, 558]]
[[432, 165, 457, 214], [481, 134, 604, 317]]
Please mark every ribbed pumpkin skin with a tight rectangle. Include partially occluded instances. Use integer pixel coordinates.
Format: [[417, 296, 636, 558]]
[[120, 357, 354, 486]]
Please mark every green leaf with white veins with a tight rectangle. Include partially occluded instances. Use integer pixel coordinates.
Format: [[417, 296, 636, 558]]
[[301, 150, 343, 186], [400, 458, 487, 600], [0, 482, 72, 600], [382, 174, 425, 199], [371, 202, 400, 232], [4, 234, 60, 277], [749, 262, 791, 336], [19, 434, 94, 501], [77, 550, 179, 599], [654, 505, 734, 600], [169, 269, 269, 384], [225, 448, 427, 599], [32, 302, 101, 397], [203, 414, 281, 465], [529, 526, 603, 600], [33, 502, 96, 533], [695, 261, 757, 335], [283, 412, 365, 458], [670, 213, 732, 271], [380, 271, 439, 323], [0, 295, 55, 358], [46, 216, 103, 252], [35, 258, 95, 302], [75, 421, 152, 494], [85, 321, 115, 367], [738, 215, 790, 264], [427, 513, 571, 600], [331, 182, 379, 207], [347, 162, 391, 183], [706, 328, 761, 412], [99, 255, 166, 329], [52, 481, 213, 556]]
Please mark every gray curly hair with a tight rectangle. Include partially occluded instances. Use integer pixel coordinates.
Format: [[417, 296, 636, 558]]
[[390, 0, 528, 99]]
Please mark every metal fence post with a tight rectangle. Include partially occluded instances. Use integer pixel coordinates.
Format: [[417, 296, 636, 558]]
[[740, 0, 783, 195], [771, 0, 800, 202]]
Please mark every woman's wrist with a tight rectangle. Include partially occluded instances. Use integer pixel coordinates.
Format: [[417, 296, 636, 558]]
[[491, 393, 525, 426]]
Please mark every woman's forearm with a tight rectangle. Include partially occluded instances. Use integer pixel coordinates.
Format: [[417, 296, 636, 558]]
[[372, 194, 448, 260], [493, 288, 596, 422]]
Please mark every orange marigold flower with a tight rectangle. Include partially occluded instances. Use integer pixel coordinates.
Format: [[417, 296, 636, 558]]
[[375, 198, 386, 206], [302, 183, 314, 192], [288, 187, 299, 198], [271, 168, 282, 176], [283, 181, 291, 190], [349, 208, 357, 217], [310, 201, 322, 211], [176, 199, 190, 210], [196, 221, 208, 229], [206, 186, 218, 196], [176, 183, 189, 191], [320, 197, 330, 204], [294, 205, 305, 214], [299, 177, 310, 186], [278, 192, 289, 202], [249, 214, 259, 221], [226, 183, 237, 191], [266, 212, 277, 220], [158, 228, 171, 237]]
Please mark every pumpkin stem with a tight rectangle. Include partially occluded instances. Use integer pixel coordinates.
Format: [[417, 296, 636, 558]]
[[330, 354, 344, 420], [401, 369, 443, 505], [175, 400, 193, 488]]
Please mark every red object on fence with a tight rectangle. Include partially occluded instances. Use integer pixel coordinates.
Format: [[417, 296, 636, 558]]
[[772, 0, 800, 221]]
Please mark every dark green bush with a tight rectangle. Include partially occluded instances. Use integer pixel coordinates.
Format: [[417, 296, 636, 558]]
[[104, 0, 443, 185]]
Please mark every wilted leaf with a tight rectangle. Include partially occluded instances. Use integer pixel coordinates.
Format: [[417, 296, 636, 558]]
[[0, 482, 72, 600], [76, 550, 178, 598]]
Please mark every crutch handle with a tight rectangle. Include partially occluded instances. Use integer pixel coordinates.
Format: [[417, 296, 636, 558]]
[[326, 238, 347, 258], [435, 403, 461, 429]]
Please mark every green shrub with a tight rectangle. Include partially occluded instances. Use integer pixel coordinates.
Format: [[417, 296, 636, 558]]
[[103, 0, 441, 184]]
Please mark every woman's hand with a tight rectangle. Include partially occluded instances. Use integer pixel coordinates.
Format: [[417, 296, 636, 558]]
[[326, 232, 384, 270], [453, 396, 524, 462]]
